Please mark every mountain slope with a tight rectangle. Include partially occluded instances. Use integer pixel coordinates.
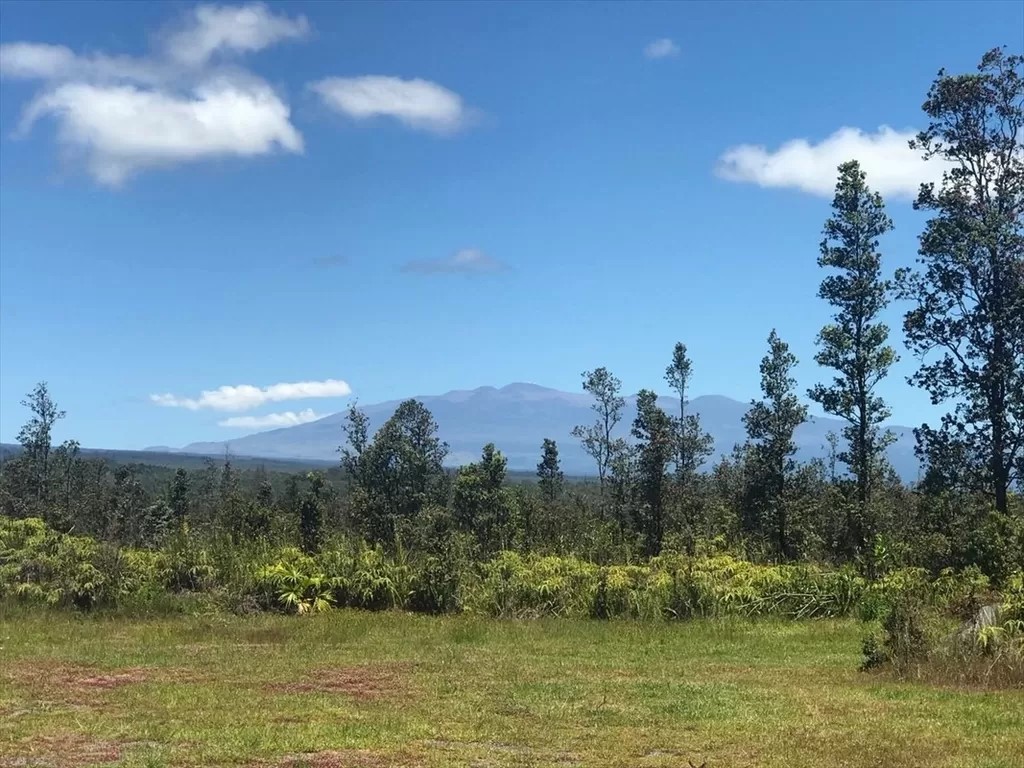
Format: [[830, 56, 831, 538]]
[[181, 383, 921, 480]]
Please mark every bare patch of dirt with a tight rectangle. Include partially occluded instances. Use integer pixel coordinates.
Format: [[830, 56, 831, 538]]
[[0, 732, 123, 767], [265, 663, 411, 701], [250, 749, 421, 768], [3, 661, 148, 706]]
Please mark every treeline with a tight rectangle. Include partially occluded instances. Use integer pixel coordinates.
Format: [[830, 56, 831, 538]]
[[1, 48, 1021, 586]]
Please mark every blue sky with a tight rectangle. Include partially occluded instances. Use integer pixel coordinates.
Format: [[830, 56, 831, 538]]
[[0, 0, 1021, 449]]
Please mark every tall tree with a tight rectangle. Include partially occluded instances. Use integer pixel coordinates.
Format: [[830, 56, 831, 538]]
[[809, 160, 897, 556], [571, 367, 627, 493], [743, 330, 808, 559], [665, 342, 693, 471], [453, 443, 512, 552], [167, 468, 190, 522], [536, 438, 564, 502], [342, 400, 449, 543], [896, 48, 1024, 513], [631, 390, 675, 556], [16, 382, 65, 504], [665, 343, 714, 485], [299, 472, 326, 554]]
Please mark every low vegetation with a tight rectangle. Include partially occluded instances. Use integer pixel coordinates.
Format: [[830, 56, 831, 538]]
[[2, 610, 1023, 768]]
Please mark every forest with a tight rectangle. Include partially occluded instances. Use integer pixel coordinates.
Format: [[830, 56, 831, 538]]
[[1, 48, 1022, 691]]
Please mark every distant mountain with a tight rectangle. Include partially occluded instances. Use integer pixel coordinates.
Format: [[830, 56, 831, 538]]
[[181, 383, 922, 481]]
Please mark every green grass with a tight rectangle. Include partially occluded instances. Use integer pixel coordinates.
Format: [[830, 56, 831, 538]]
[[1, 610, 1021, 767]]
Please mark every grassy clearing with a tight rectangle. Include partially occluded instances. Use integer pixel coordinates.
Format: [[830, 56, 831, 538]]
[[1, 610, 1021, 768]]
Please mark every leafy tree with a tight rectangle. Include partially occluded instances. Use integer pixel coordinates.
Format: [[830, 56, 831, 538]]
[[453, 443, 513, 552], [340, 402, 371, 490], [299, 472, 326, 554], [140, 500, 173, 548], [809, 160, 897, 556], [343, 400, 448, 543], [896, 48, 1024, 513], [16, 382, 65, 504], [631, 390, 675, 556], [743, 330, 808, 559], [109, 465, 146, 543], [571, 367, 627, 493], [50, 439, 81, 530], [282, 474, 301, 517], [254, 465, 274, 508], [536, 438, 564, 502]]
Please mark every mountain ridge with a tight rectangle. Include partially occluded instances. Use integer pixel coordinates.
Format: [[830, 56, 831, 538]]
[[179, 383, 921, 480]]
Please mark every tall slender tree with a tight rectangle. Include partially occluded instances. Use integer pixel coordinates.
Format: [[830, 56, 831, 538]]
[[167, 467, 190, 522], [17, 382, 65, 504], [299, 472, 326, 554], [664, 343, 714, 485], [896, 47, 1023, 513], [743, 330, 808, 558], [809, 160, 897, 556], [571, 367, 627, 493], [632, 390, 675, 556], [665, 343, 692, 469], [536, 438, 564, 502]]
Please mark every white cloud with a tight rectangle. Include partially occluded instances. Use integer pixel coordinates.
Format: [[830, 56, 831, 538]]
[[151, 378, 352, 412], [310, 76, 471, 134], [716, 126, 948, 198], [20, 79, 302, 184], [402, 248, 508, 275], [0, 43, 77, 79], [644, 38, 680, 60], [0, 42, 168, 85], [0, 3, 306, 184], [218, 409, 321, 429], [163, 3, 309, 67]]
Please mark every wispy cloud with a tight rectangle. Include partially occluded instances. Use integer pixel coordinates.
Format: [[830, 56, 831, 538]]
[[310, 254, 349, 269], [162, 3, 309, 67], [716, 125, 947, 198], [151, 378, 352, 412], [310, 75, 473, 135], [644, 38, 680, 60], [0, 3, 307, 184], [218, 409, 321, 428], [401, 248, 508, 276]]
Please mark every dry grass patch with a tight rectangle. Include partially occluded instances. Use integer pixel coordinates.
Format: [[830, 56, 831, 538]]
[[265, 663, 413, 702], [3, 660, 148, 707], [252, 748, 422, 768], [0, 731, 123, 767]]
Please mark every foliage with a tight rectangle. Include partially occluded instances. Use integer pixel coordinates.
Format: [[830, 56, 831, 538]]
[[742, 330, 808, 559], [571, 367, 627, 493], [809, 160, 897, 558], [896, 47, 1024, 514]]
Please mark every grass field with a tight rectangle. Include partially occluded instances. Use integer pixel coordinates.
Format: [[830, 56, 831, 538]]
[[1, 610, 1022, 768]]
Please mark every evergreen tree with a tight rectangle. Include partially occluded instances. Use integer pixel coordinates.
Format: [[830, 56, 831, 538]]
[[536, 438, 564, 502], [632, 390, 675, 556], [167, 468, 190, 523], [299, 472, 326, 554], [743, 330, 808, 559], [809, 160, 896, 556]]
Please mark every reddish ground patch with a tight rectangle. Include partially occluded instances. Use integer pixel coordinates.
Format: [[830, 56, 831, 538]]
[[0, 732, 123, 767], [249, 749, 421, 768], [265, 663, 410, 701], [3, 660, 148, 707]]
